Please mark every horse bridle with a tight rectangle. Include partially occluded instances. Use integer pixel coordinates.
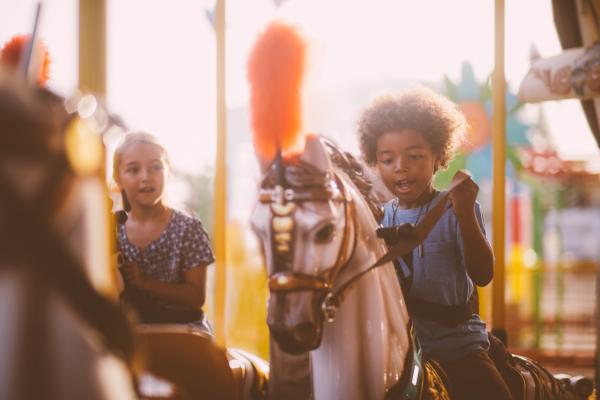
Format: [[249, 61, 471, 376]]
[[260, 172, 357, 322]]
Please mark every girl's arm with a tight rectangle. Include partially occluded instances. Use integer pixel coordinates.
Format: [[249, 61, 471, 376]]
[[449, 179, 494, 286], [123, 262, 207, 307]]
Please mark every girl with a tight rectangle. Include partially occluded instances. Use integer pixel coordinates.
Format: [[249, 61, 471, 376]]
[[358, 88, 513, 400], [113, 132, 214, 333]]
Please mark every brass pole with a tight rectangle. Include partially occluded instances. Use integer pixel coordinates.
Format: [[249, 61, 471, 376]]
[[491, 0, 507, 344], [213, 0, 228, 347], [78, 0, 106, 96]]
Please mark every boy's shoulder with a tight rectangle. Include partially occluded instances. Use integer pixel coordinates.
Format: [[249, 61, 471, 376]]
[[382, 198, 396, 210], [381, 198, 398, 220]]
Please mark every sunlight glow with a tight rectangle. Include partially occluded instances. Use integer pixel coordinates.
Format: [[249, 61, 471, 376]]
[[2, 0, 597, 169]]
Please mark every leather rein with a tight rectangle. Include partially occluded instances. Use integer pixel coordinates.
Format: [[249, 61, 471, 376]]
[[261, 169, 471, 323]]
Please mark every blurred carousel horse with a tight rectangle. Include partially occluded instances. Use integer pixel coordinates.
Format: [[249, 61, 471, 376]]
[[247, 22, 593, 400], [0, 68, 268, 400], [0, 65, 137, 400]]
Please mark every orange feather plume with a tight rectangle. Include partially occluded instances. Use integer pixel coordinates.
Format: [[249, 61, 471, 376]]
[[1, 34, 51, 87], [247, 22, 307, 163]]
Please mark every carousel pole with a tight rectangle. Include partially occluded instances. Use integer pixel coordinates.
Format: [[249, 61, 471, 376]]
[[491, 0, 507, 344], [213, 0, 228, 347], [78, 0, 106, 96], [78, 0, 119, 299]]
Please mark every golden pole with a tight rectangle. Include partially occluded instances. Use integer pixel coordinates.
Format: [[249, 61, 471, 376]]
[[492, 0, 507, 344], [78, 0, 119, 300], [78, 0, 106, 96], [213, 0, 228, 347]]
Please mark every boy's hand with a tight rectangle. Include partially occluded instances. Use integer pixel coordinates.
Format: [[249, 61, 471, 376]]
[[448, 176, 479, 219]]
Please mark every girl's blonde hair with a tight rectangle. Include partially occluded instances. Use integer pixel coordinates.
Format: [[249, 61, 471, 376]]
[[112, 131, 171, 211]]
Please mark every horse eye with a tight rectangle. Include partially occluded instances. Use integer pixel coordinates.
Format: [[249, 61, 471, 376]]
[[315, 223, 335, 243]]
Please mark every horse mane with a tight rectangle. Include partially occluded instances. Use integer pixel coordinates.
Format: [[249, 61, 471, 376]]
[[321, 138, 384, 222]]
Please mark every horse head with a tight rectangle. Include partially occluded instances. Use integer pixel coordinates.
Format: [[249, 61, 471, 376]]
[[251, 135, 357, 353]]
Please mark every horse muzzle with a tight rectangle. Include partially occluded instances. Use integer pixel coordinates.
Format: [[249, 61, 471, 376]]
[[266, 292, 325, 354], [268, 319, 322, 354]]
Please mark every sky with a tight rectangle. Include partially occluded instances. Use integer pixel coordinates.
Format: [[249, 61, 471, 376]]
[[1, 0, 599, 174]]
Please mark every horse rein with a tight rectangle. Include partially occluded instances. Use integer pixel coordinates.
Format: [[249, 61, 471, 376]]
[[322, 171, 471, 320], [261, 168, 471, 323]]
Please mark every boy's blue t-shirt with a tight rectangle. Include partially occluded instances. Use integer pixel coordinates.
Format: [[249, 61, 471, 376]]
[[381, 191, 490, 363]]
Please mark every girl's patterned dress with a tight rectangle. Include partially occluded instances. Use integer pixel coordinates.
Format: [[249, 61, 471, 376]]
[[118, 209, 215, 332]]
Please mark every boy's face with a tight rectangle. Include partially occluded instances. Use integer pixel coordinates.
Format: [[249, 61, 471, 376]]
[[375, 129, 438, 209]]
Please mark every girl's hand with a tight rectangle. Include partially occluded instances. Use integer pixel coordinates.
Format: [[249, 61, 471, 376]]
[[448, 176, 479, 219], [121, 261, 147, 290], [113, 252, 125, 293]]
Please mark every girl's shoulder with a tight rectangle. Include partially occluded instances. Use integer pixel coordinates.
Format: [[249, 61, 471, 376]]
[[170, 209, 208, 233], [171, 208, 198, 223]]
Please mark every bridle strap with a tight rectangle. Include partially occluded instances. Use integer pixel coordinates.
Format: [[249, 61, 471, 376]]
[[269, 272, 331, 292], [320, 173, 356, 284], [259, 186, 343, 204]]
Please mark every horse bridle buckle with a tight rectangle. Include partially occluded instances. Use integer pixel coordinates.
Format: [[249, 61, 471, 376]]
[[321, 292, 337, 323]]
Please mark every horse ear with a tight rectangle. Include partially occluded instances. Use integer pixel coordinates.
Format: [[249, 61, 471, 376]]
[[299, 135, 332, 173]]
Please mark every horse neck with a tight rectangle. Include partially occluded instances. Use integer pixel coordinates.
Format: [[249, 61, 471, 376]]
[[311, 175, 411, 400]]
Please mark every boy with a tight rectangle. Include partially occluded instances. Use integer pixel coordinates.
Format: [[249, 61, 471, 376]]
[[358, 88, 512, 400]]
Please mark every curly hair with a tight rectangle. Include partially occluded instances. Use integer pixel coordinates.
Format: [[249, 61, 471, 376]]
[[357, 87, 466, 169]]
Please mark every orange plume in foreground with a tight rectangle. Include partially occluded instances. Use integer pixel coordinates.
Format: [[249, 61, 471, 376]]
[[247, 22, 307, 163], [1, 34, 50, 86]]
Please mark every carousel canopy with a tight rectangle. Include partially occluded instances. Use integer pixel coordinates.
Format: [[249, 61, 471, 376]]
[[518, 0, 600, 148]]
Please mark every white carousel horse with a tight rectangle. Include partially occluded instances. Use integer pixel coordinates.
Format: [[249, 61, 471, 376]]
[[251, 135, 449, 400]]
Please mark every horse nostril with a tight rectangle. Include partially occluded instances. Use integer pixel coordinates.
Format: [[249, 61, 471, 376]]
[[267, 320, 321, 354], [293, 322, 317, 343], [267, 321, 286, 338]]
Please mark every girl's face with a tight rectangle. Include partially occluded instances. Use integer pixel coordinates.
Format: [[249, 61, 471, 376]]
[[116, 142, 169, 210], [375, 129, 438, 209]]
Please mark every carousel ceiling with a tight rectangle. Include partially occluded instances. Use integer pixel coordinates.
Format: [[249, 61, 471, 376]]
[[552, 0, 600, 147]]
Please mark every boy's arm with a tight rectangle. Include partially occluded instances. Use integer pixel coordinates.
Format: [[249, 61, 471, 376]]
[[449, 179, 494, 286]]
